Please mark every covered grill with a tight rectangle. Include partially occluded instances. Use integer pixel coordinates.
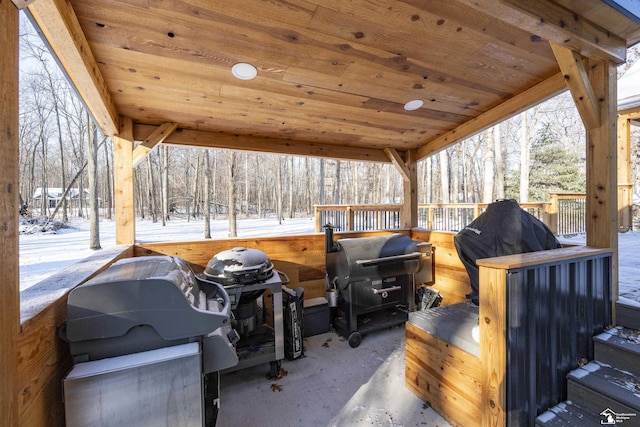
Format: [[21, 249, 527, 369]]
[[454, 199, 561, 305], [324, 225, 423, 347], [201, 247, 287, 377], [61, 255, 239, 426]]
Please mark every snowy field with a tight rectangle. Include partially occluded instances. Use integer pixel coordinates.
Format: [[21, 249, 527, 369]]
[[18, 216, 640, 303], [19, 216, 316, 291]]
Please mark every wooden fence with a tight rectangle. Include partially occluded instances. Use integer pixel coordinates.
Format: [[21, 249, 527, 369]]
[[314, 194, 587, 236]]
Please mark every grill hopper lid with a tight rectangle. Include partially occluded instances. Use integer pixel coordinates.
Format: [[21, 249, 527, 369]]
[[203, 247, 274, 286]]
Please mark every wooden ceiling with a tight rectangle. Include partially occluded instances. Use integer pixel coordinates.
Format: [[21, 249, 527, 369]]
[[21, 0, 640, 163]]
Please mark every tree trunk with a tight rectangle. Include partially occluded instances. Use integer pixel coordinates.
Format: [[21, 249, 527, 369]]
[[519, 111, 530, 202], [103, 139, 112, 220], [147, 155, 158, 223], [87, 115, 101, 249], [204, 150, 211, 239], [52, 91, 68, 222], [228, 150, 237, 237], [319, 158, 325, 204], [212, 150, 218, 219], [162, 144, 170, 223], [439, 150, 449, 203], [453, 145, 461, 202], [191, 150, 201, 219], [304, 157, 312, 214], [244, 153, 249, 217], [276, 156, 283, 224], [334, 160, 341, 204], [482, 128, 495, 203], [289, 156, 294, 218], [494, 123, 505, 199], [256, 155, 262, 217]]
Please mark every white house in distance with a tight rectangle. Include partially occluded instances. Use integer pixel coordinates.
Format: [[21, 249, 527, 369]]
[[32, 187, 92, 210]]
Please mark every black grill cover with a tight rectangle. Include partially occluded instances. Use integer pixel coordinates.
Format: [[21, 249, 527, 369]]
[[454, 199, 561, 304]]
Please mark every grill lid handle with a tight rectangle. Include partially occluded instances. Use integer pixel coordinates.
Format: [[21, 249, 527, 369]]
[[355, 251, 421, 266]]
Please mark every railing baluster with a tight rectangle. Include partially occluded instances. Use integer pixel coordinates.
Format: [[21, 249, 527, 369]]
[[313, 194, 586, 234]]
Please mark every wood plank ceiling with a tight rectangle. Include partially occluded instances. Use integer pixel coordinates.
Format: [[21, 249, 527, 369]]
[[23, 0, 640, 162]]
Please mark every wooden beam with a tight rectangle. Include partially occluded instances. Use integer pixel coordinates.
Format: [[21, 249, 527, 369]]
[[585, 58, 618, 312], [0, 3, 20, 425], [11, 0, 37, 7], [456, 0, 627, 64], [550, 43, 601, 130], [133, 125, 393, 163], [383, 148, 410, 181], [27, 0, 119, 136], [132, 122, 177, 167], [114, 117, 135, 245], [416, 73, 567, 159]]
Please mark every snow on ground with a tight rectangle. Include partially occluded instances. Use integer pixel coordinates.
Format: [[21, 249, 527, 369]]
[[19, 216, 316, 291], [18, 217, 640, 303], [559, 232, 640, 302]]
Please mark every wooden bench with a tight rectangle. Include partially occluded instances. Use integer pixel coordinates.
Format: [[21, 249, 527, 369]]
[[406, 246, 614, 427], [405, 303, 482, 427]]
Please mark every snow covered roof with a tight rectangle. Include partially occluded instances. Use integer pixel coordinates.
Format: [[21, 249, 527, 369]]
[[32, 188, 90, 199], [619, 60, 640, 112]]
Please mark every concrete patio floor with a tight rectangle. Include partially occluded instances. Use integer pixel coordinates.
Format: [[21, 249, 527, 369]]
[[217, 325, 452, 427]]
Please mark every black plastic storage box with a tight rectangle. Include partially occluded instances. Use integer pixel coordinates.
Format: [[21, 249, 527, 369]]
[[303, 297, 330, 337]]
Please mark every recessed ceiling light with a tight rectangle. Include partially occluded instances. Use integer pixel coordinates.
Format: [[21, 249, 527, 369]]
[[231, 63, 257, 80], [404, 99, 424, 111]]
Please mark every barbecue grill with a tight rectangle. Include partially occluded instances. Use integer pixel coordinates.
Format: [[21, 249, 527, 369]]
[[61, 255, 239, 426], [201, 247, 287, 377], [324, 225, 423, 347]]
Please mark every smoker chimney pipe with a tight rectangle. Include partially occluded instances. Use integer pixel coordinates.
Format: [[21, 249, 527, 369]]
[[323, 224, 338, 253]]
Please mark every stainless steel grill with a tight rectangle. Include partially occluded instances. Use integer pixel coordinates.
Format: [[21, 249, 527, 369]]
[[61, 255, 239, 426]]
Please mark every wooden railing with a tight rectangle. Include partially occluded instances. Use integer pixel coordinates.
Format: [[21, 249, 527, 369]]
[[315, 194, 587, 236]]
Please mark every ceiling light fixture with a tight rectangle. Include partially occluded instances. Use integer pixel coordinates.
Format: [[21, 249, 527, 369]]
[[404, 99, 424, 111], [231, 63, 257, 80]]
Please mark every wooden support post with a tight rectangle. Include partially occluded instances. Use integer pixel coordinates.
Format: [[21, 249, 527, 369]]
[[585, 58, 618, 314], [479, 265, 507, 427], [314, 206, 321, 233], [114, 117, 135, 245], [617, 115, 633, 232], [384, 148, 418, 228], [547, 193, 559, 235], [0, 3, 19, 425]]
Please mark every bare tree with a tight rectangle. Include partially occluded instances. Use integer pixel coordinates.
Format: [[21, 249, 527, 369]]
[[439, 150, 450, 203], [87, 114, 100, 249], [161, 144, 170, 223], [519, 111, 530, 202], [275, 156, 284, 224], [204, 150, 211, 238], [494, 124, 505, 199], [482, 128, 495, 203], [228, 150, 237, 237]]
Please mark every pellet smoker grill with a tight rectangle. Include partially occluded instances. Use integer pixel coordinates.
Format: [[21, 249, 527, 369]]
[[60, 255, 239, 427], [324, 225, 423, 347]]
